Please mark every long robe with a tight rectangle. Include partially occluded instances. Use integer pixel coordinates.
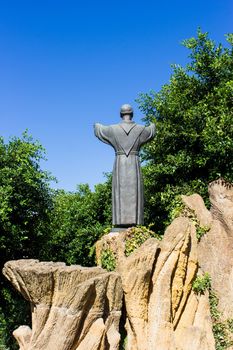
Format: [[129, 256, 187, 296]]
[[94, 121, 155, 226]]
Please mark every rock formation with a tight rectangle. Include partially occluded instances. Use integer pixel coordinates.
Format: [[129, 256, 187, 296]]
[[3, 178, 233, 350], [3, 260, 122, 350], [182, 179, 233, 320], [97, 218, 215, 350]]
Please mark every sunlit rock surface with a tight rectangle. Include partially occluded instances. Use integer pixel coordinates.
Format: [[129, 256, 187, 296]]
[[97, 218, 215, 350], [3, 260, 122, 350], [4, 178, 233, 350]]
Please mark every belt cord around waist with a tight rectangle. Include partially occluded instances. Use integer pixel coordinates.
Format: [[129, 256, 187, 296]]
[[115, 151, 139, 156]]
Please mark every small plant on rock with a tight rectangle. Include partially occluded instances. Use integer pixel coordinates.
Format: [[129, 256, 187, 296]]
[[192, 273, 211, 294], [100, 248, 116, 271], [196, 224, 210, 241], [169, 195, 186, 221], [209, 291, 221, 322], [213, 322, 231, 350], [193, 272, 233, 349], [125, 226, 161, 257]]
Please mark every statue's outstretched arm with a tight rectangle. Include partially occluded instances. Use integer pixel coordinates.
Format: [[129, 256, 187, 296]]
[[94, 123, 111, 145], [140, 123, 156, 145], [147, 123, 156, 139]]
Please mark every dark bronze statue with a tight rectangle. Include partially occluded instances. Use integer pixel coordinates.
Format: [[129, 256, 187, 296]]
[[94, 104, 155, 229]]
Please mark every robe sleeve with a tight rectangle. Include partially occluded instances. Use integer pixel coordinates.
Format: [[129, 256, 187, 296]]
[[140, 123, 156, 145], [94, 123, 112, 145]]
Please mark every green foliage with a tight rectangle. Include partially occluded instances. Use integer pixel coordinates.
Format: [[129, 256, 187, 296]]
[[0, 136, 112, 347], [0, 132, 54, 349], [119, 335, 127, 350], [125, 226, 161, 257], [209, 291, 221, 322], [209, 291, 233, 349], [196, 225, 210, 240], [167, 195, 185, 222], [192, 274, 233, 349], [0, 132, 53, 262], [192, 273, 233, 349], [164, 194, 210, 240], [227, 319, 233, 333], [192, 273, 211, 294], [100, 248, 116, 272], [137, 29, 233, 233], [46, 177, 112, 267], [0, 309, 8, 350], [213, 322, 232, 350], [0, 288, 30, 350]]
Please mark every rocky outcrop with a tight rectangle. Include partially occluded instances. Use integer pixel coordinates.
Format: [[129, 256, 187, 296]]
[[2, 260, 122, 350], [3, 178, 233, 350], [182, 179, 233, 320], [97, 218, 215, 350]]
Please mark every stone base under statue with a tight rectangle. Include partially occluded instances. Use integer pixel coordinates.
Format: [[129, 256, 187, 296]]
[[111, 226, 134, 232]]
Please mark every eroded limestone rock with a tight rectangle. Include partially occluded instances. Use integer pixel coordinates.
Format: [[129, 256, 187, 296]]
[[3, 260, 122, 350], [182, 179, 233, 320], [4, 178, 233, 350], [97, 218, 215, 350]]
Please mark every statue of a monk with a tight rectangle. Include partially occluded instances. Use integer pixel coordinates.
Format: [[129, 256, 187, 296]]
[[94, 104, 155, 229]]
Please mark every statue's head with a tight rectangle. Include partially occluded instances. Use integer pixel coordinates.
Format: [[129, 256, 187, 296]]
[[120, 104, 134, 119]]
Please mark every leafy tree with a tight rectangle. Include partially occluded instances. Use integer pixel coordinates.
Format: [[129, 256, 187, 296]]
[[47, 177, 112, 267], [0, 132, 54, 349], [138, 30, 233, 233], [0, 133, 111, 348]]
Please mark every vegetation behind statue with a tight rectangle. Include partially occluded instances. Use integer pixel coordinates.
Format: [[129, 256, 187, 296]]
[[138, 29, 233, 233]]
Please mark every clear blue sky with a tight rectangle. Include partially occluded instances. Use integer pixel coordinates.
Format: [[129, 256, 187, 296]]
[[0, 0, 232, 191]]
